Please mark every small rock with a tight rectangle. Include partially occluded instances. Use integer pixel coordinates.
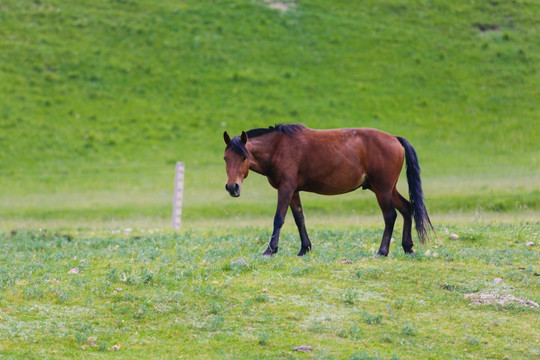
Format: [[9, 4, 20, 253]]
[[68, 267, 79, 274], [525, 242, 534, 247], [108, 344, 121, 351], [293, 346, 313, 352], [525, 300, 540, 308], [339, 259, 353, 264], [87, 336, 97, 347], [493, 278, 503, 284], [390, 237, 395, 243], [231, 258, 249, 266], [449, 234, 459, 240]]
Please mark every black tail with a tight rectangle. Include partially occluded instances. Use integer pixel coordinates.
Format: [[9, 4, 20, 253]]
[[397, 136, 433, 243]]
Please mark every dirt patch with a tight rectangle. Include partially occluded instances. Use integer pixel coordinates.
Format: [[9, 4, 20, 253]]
[[261, 0, 296, 12], [464, 292, 539, 308]]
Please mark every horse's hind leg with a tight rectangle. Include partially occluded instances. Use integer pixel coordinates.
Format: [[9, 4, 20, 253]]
[[290, 191, 312, 256], [393, 189, 414, 254], [374, 190, 397, 257]]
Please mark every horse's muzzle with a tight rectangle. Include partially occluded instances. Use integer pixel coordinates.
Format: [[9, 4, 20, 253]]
[[225, 183, 241, 197]]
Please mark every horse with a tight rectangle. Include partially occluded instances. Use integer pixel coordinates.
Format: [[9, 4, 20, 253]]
[[223, 124, 432, 257]]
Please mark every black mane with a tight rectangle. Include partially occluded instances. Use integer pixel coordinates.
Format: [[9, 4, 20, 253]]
[[246, 123, 306, 139], [226, 124, 306, 156]]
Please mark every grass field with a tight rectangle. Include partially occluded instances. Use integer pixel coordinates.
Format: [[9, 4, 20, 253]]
[[0, 225, 539, 359], [0, 0, 539, 227], [0, 0, 539, 358]]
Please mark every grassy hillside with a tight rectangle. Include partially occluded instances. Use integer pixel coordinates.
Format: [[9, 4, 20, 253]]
[[0, 0, 539, 228]]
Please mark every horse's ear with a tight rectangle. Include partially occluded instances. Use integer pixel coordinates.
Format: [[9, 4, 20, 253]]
[[223, 131, 231, 145], [240, 131, 248, 144]]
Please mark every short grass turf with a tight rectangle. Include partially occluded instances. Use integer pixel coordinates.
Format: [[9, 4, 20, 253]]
[[0, 224, 538, 359]]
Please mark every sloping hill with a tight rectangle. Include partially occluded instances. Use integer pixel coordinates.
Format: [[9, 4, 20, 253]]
[[0, 0, 538, 227]]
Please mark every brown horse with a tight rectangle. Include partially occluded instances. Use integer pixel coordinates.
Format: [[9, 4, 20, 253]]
[[223, 124, 432, 257]]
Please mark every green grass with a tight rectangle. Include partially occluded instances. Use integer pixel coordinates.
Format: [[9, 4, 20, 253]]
[[0, 224, 538, 359], [0, 0, 539, 227], [0, 2, 539, 357]]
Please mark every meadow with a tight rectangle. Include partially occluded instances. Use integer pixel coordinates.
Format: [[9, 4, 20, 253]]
[[0, 224, 539, 359], [0, 0, 539, 358], [0, 0, 539, 228]]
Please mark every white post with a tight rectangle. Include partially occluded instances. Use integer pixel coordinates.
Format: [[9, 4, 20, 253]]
[[172, 162, 184, 230]]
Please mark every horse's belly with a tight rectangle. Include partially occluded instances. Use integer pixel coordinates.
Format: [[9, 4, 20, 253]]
[[300, 169, 367, 195]]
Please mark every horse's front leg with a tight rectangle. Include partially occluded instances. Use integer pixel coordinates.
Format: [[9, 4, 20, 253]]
[[263, 185, 295, 256], [290, 191, 312, 256]]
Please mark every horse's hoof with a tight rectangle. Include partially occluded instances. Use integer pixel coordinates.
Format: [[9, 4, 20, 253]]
[[374, 250, 388, 258], [297, 246, 311, 257], [404, 249, 415, 255], [262, 247, 277, 256]]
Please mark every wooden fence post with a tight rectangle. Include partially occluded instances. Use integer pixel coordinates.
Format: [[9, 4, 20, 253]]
[[172, 162, 184, 230]]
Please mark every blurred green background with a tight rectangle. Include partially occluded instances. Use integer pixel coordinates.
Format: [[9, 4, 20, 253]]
[[0, 0, 538, 230]]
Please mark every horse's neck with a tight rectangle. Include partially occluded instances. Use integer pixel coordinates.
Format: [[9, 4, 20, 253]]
[[246, 134, 278, 175]]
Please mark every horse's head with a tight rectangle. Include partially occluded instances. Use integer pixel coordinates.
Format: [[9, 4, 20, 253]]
[[223, 131, 250, 197]]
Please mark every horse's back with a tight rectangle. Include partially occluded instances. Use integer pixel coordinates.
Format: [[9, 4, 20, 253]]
[[304, 127, 403, 165], [286, 127, 402, 194]]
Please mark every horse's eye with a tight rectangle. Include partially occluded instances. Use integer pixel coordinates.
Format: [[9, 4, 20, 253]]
[[242, 156, 246, 161]]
